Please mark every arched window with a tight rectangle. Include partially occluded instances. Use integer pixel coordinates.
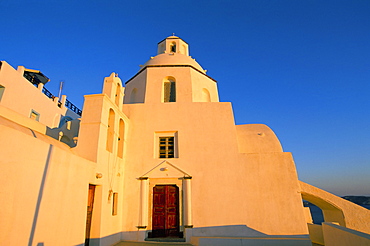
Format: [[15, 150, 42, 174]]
[[115, 83, 121, 106], [163, 77, 176, 102], [130, 88, 138, 103], [170, 42, 176, 53], [202, 88, 211, 102], [118, 119, 125, 158], [106, 109, 115, 152]]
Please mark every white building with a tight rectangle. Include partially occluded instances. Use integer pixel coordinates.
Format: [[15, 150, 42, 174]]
[[0, 36, 369, 246]]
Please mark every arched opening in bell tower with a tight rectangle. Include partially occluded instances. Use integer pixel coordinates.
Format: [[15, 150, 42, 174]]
[[106, 109, 115, 152], [115, 83, 121, 106], [170, 42, 176, 53]]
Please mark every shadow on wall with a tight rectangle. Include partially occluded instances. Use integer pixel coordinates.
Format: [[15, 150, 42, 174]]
[[74, 225, 310, 246], [46, 117, 80, 147], [74, 232, 122, 246], [189, 224, 268, 237], [28, 145, 54, 246]]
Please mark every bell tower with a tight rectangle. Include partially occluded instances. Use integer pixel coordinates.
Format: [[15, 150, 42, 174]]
[[123, 36, 219, 104], [157, 36, 189, 56]]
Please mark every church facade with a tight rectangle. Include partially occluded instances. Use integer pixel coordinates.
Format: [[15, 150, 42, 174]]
[[1, 36, 369, 246]]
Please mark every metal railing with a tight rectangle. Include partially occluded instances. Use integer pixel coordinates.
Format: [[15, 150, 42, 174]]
[[65, 99, 82, 116], [41, 86, 82, 116], [42, 86, 55, 100]]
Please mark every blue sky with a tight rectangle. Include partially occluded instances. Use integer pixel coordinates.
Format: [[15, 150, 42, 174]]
[[1, 0, 369, 196]]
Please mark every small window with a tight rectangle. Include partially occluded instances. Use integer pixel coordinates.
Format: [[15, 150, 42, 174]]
[[159, 137, 175, 158], [0, 85, 4, 102], [170, 42, 176, 53], [164, 81, 176, 102], [112, 192, 118, 216], [155, 131, 178, 158], [30, 110, 40, 121]]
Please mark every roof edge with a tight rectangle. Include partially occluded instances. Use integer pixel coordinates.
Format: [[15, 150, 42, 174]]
[[157, 36, 189, 45], [125, 65, 217, 84]]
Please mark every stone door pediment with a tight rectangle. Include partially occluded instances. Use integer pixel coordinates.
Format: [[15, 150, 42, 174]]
[[139, 160, 191, 179]]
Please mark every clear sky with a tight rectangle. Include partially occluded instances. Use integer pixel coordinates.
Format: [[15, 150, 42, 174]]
[[1, 0, 369, 196]]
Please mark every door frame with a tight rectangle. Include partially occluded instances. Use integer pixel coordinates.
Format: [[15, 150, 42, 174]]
[[148, 178, 183, 237], [151, 184, 180, 237], [84, 184, 102, 246], [85, 184, 96, 246]]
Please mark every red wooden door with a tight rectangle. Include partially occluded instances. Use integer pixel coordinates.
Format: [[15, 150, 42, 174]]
[[85, 185, 95, 246], [152, 185, 179, 237]]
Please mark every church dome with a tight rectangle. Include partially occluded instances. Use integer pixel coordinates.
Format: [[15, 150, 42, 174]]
[[140, 35, 206, 73], [141, 53, 205, 73]]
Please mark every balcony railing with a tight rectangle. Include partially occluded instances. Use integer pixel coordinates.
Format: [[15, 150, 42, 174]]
[[65, 99, 82, 116], [42, 86, 55, 100], [41, 86, 82, 116]]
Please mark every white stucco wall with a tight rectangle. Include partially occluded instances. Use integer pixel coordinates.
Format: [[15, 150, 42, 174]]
[[0, 61, 78, 128], [120, 98, 308, 238], [0, 71, 128, 246], [0, 119, 95, 245]]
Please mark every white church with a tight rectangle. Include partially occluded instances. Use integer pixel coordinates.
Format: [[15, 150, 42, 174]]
[[0, 36, 369, 246]]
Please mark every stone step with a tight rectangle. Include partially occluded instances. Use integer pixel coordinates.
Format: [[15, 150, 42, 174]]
[[113, 240, 193, 246]]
